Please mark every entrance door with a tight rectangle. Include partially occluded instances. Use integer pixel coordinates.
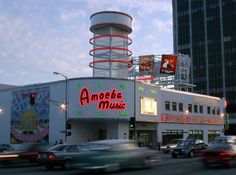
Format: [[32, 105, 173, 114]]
[[98, 129, 107, 140]]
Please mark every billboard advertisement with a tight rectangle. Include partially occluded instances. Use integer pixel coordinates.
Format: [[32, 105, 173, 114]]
[[160, 54, 177, 74], [138, 55, 154, 80]]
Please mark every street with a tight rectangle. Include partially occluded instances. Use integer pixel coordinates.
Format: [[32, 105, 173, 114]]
[[0, 153, 235, 175]]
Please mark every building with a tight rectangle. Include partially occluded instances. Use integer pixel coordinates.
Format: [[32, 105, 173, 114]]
[[0, 10, 226, 146], [0, 77, 225, 146], [172, 0, 236, 134]]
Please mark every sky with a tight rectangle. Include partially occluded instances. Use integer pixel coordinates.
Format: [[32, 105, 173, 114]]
[[0, 0, 173, 86]]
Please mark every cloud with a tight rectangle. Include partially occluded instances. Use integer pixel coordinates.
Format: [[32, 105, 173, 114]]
[[60, 9, 86, 21]]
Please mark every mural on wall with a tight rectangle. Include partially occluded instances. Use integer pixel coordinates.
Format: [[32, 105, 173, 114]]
[[11, 86, 49, 144]]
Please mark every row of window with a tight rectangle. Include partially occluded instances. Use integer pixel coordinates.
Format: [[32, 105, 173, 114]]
[[165, 101, 221, 115]]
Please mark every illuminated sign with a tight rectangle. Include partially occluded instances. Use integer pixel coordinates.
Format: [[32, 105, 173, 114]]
[[161, 114, 224, 125], [79, 88, 126, 110], [140, 97, 157, 115]]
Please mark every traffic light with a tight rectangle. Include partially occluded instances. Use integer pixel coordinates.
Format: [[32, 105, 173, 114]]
[[66, 120, 72, 130], [29, 93, 36, 105], [129, 117, 135, 128]]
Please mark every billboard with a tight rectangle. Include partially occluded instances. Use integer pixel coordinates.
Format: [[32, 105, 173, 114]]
[[160, 55, 177, 74], [138, 55, 154, 80]]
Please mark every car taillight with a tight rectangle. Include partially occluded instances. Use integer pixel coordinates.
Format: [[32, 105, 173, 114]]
[[219, 151, 229, 157], [48, 154, 56, 159]]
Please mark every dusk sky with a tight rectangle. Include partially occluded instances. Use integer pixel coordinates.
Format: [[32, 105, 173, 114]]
[[0, 0, 173, 86]]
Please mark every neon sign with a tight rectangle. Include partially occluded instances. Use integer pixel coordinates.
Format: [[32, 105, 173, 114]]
[[79, 88, 126, 110]]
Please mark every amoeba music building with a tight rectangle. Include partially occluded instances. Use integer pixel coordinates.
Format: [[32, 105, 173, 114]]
[[0, 77, 225, 146]]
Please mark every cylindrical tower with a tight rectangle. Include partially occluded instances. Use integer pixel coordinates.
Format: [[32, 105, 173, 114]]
[[89, 11, 132, 78]]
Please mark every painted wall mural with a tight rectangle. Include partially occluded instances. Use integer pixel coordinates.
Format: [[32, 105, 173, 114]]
[[11, 86, 49, 144]]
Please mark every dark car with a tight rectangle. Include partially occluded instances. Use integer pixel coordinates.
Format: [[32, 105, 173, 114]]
[[38, 144, 89, 170], [200, 143, 236, 168], [0, 144, 15, 152], [0, 143, 48, 164], [172, 139, 208, 158], [161, 139, 185, 154], [73, 139, 160, 172]]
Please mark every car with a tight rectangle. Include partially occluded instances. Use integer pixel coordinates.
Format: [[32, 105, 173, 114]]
[[0, 143, 49, 164], [161, 139, 184, 154], [72, 139, 160, 172], [200, 143, 236, 168], [211, 135, 236, 144], [171, 139, 208, 158], [38, 144, 89, 170], [0, 144, 15, 152]]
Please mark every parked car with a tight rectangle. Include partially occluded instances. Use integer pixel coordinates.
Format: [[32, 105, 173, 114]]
[[38, 144, 89, 170], [161, 139, 184, 154], [73, 139, 160, 172], [0, 144, 15, 152], [200, 143, 236, 168], [172, 139, 208, 158], [0, 143, 48, 164]]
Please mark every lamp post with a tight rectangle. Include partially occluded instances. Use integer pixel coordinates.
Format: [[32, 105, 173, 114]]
[[53, 71, 68, 143]]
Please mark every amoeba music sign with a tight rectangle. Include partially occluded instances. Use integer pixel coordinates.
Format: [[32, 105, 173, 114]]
[[73, 79, 134, 119]]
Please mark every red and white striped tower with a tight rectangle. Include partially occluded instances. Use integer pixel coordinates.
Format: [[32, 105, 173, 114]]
[[89, 11, 133, 78]]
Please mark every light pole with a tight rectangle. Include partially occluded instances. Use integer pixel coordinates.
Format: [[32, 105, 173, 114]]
[[53, 71, 68, 143]]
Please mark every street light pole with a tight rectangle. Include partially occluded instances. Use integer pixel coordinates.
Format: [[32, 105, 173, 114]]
[[53, 71, 68, 143]]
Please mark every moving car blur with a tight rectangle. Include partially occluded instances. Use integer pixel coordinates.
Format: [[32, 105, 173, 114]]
[[73, 139, 160, 172], [0, 144, 15, 152], [0, 143, 49, 164], [172, 139, 208, 158], [38, 143, 89, 170], [161, 139, 184, 154], [200, 136, 236, 168]]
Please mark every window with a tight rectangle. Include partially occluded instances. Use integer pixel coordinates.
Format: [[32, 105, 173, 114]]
[[194, 105, 198, 113], [179, 103, 183, 112], [207, 106, 211, 114], [165, 101, 170, 111], [172, 102, 177, 111], [199, 105, 203, 114], [212, 107, 216, 115], [188, 104, 192, 113], [217, 108, 220, 115]]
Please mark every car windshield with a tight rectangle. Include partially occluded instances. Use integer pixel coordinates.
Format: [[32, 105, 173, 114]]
[[183, 140, 195, 146], [48, 144, 67, 151]]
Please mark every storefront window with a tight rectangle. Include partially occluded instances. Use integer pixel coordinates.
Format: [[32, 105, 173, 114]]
[[165, 101, 170, 111], [199, 105, 203, 113], [208, 130, 220, 143], [207, 106, 211, 114], [179, 103, 183, 112], [172, 102, 177, 111], [188, 130, 203, 140], [194, 105, 198, 113], [188, 104, 192, 113]]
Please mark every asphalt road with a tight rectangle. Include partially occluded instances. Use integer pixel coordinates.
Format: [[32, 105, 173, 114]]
[[0, 152, 235, 175]]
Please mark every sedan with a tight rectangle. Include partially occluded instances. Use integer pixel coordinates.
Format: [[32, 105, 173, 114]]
[[38, 144, 89, 170], [200, 143, 236, 168], [0, 143, 48, 164], [172, 139, 208, 158], [73, 139, 160, 172]]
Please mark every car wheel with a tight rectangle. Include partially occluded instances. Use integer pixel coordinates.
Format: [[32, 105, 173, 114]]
[[45, 165, 54, 170], [63, 159, 72, 170], [104, 163, 120, 172], [172, 153, 177, 158], [189, 151, 194, 158]]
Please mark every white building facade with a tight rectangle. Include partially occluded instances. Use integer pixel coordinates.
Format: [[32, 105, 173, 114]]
[[0, 77, 225, 146]]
